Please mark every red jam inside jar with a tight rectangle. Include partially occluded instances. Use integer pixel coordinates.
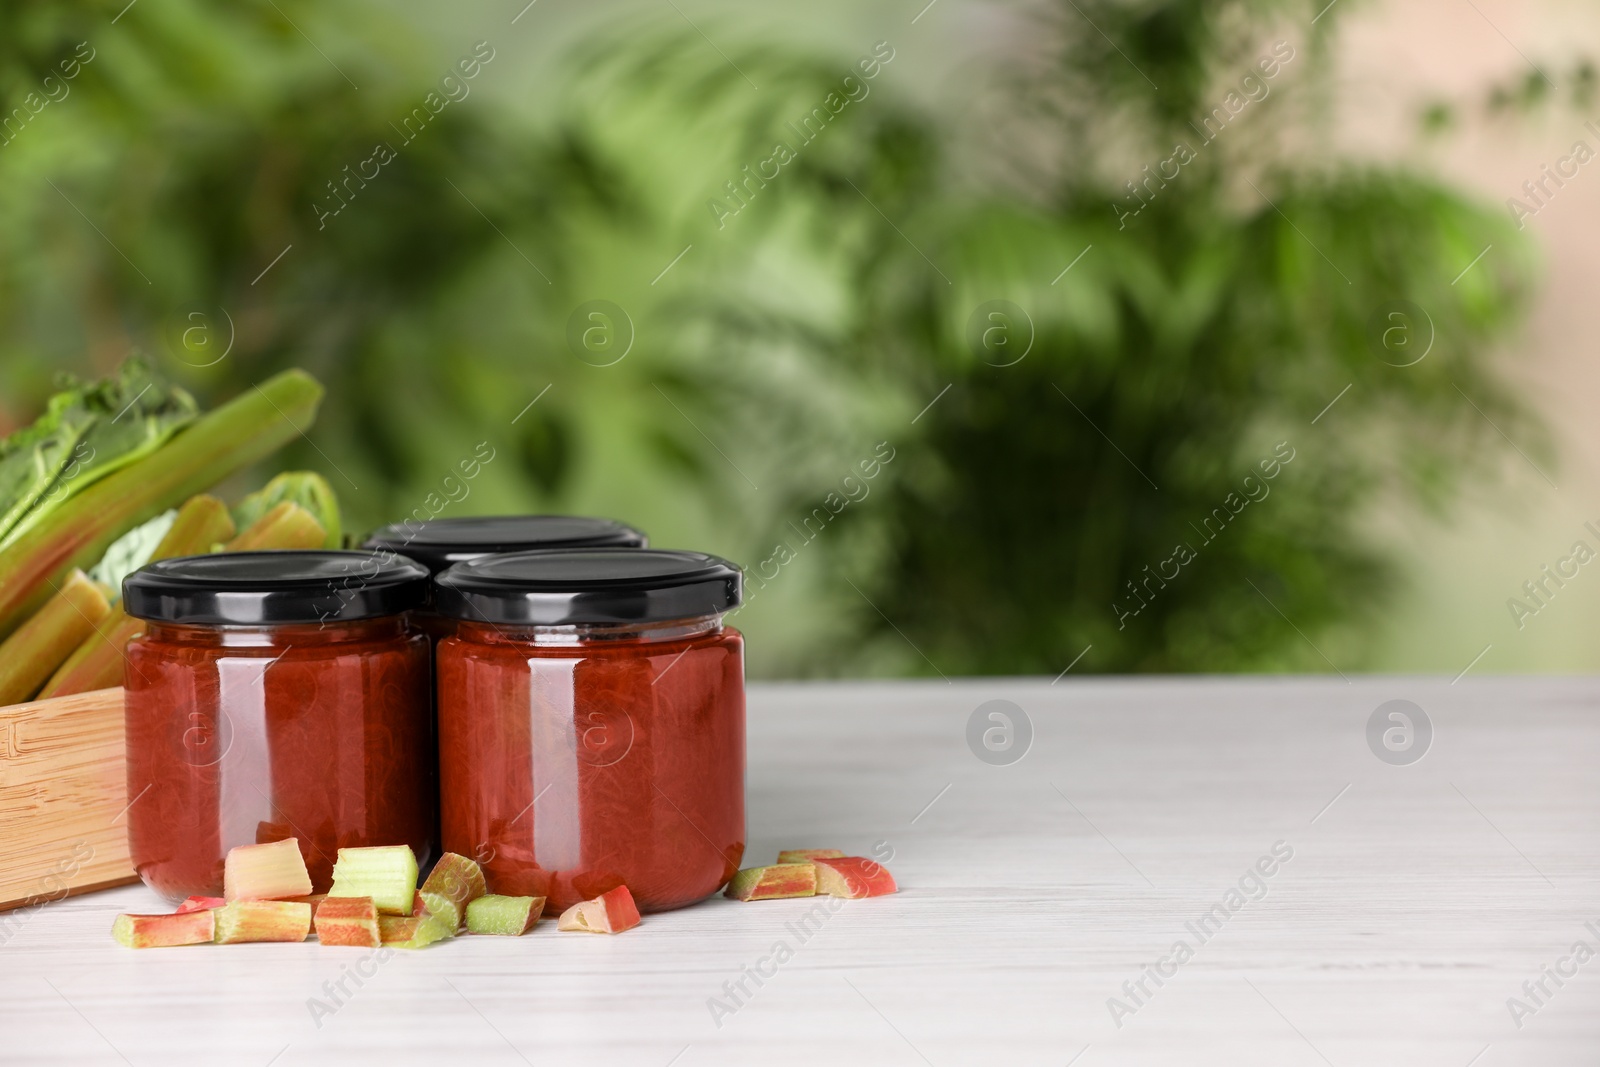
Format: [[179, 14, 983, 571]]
[[434, 549, 745, 912], [122, 551, 434, 900]]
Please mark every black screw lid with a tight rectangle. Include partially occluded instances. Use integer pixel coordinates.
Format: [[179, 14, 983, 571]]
[[123, 550, 430, 625], [433, 548, 742, 625], [362, 515, 647, 574]]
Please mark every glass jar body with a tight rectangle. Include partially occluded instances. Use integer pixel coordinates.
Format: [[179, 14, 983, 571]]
[[437, 616, 745, 912], [124, 617, 435, 900]]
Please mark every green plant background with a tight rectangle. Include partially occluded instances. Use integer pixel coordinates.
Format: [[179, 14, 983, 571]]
[[0, 0, 1548, 677]]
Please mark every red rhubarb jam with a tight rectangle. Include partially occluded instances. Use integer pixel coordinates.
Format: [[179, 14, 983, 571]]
[[434, 549, 744, 913], [121, 551, 433, 901]]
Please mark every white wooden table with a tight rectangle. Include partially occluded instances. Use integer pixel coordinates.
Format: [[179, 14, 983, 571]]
[[2, 678, 1597, 1066]]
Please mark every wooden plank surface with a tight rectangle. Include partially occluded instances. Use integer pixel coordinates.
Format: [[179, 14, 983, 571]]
[[0, 677, 1596, 1065], [0, 687, 136, 911]]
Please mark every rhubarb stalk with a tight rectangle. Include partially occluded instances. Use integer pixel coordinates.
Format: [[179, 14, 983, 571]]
[[419, 853, 486, 920], [328, 846, 418, 915], [557, 885, 641, 934], [0, 568, 112, 704], [148, 493, 238, 558], [38, 494, 238, 698], [776, 849, 844, 863], [174, 896, 226, 914], [225, 501, 326, 551], [112, 910, 215, 949], [224, 838, 314, 901], [0, 369, 323, 640], [233, 472, 342, 549], [417, 891, 461, 931], [724, 864, 817, 901], [812, 856, 897, 898], [314, 897, 382, 948], [35, 609, 143, 699], [213, 900, 312, 943], [466, 895, 544, 936], [389, 912, 457, 949]]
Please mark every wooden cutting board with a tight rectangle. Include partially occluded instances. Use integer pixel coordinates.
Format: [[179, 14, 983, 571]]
[[0, 687, 138, 913]]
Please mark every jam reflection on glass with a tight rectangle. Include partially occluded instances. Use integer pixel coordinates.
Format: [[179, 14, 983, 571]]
[[124, 617, 435, 900], [437, 617, 744, 913]]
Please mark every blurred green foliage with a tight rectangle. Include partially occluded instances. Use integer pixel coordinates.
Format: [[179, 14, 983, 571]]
[[0, 0, 1540, 676]]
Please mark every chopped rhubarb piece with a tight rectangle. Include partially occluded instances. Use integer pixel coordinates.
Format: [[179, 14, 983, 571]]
[[174, 895, 225, 914], [378, 915, 425, 944], [327, 845, 418, 915], [725, 863, 817, 901], [409, 892, 425, 917], [418, 891, 461, 931], [421, 853, 487, 918], [391, 912, 456, 950], [113, 911, 215, 948], [466, 895, 544, 936], [213, 900, 312, 943], [557, 885, 640, 934], [776, 849, 845, 864], [313, 897, 381, 948], [813, 856, 897, 898], [223, 838, 312, 902]]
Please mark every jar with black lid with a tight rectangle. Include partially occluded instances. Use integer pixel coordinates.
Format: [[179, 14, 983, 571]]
[[433, 548, 744, 912], [121, 550, 433, 899]]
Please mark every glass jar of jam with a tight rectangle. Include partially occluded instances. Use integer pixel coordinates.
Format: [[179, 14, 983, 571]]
[[121, 551, 433, 900], [434, 549, 744, 913], [363, 517, 651, 855]]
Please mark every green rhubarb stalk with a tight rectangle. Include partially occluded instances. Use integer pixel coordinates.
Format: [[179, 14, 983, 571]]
[[149, 493, 238, 561], [0, 369, 323, 640], [225, 501, 326, 552], [36, 609, 143, 699], [0, 568, 113, 704], [465, 895, 543, 936], [38, 494, 237, 699], [328, 846, 418, 915], [233, 472, 342, 549], [391, 911, 456, 949]]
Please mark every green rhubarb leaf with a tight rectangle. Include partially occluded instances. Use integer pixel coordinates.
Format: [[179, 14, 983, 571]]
[[87, 509, 178, 593], [0, 358, 198, 551], [0, 394, 98, 546], [232, 471, 342, 549]]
